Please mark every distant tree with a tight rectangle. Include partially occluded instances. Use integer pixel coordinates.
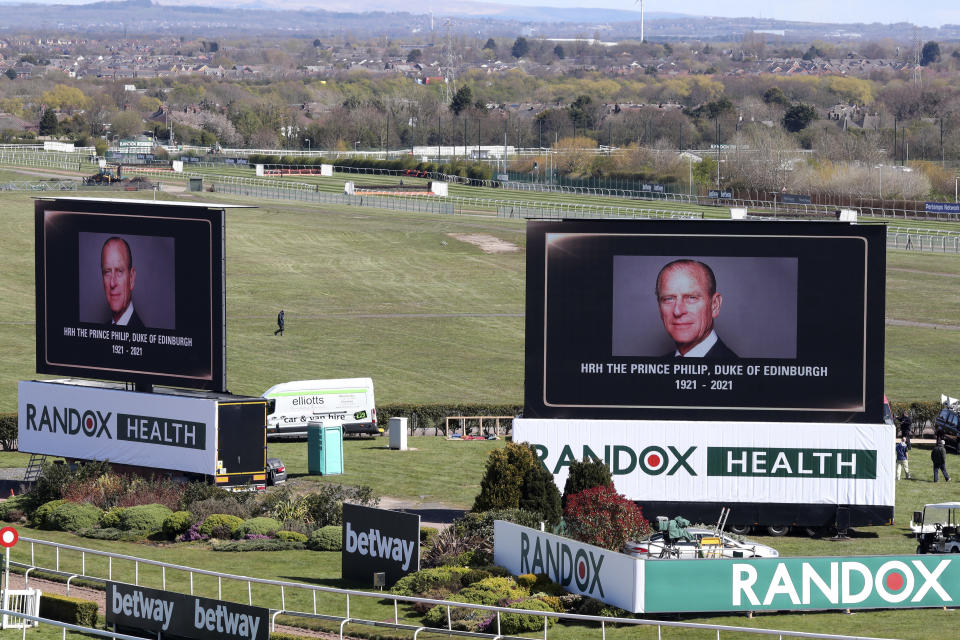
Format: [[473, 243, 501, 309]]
[[39, 109, 58, 136], [553, 44, 565, 59], [762, 87, 790, 107], [483, 38, 496, 51], [312, 39, 322, 48], [449, 85, 472, 116], [920, 41, 941, 66], [783, 103, 818, 132], [705, 97, 734, 119], [801, 45, 823, 61], [511, 36, 530, 59], [406, 48, 422, 63], [4, 68, 16, 80], [567, 94, 597, 129]]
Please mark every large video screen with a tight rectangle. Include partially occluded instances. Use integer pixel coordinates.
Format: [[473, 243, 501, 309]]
[[524, 219, 886, 423], [35, 198, 226, 391]]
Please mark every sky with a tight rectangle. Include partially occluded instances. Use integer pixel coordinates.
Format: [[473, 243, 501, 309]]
[[478, 0, 959, 29]]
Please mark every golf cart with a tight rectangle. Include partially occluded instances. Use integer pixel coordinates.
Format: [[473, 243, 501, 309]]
[[912, 502, 960, 554]]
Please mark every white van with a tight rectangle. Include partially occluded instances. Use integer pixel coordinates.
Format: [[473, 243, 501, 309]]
[[262, 378, 380, 438]]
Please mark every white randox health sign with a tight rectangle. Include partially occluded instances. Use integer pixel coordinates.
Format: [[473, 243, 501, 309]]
[[18, 380, 219, 475], [494, 521, 644, 613], [514, 418, 894, 508]]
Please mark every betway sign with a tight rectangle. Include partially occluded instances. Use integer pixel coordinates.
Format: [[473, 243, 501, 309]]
[[18, 380, 218, 474], [643, 556, 960, 612], [513, 419, 893, 507], [494, 521, 643, 613]]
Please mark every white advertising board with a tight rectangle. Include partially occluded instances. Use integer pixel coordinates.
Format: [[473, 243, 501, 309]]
[[494, 521, 643, 612], [514, 418, 894, 508], [18, 380, 218, 475], [320, 164, 333, 177]]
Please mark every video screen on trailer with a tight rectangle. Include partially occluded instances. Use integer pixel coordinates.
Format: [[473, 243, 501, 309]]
[[35, 198, 226, 391], [524, 219, 886, 423]]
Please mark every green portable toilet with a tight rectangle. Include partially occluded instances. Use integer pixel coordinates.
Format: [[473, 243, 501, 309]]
[[307, 422, 344, 475]]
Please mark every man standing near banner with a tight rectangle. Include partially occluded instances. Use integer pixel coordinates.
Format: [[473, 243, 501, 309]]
[[896, 437, 913, 480]]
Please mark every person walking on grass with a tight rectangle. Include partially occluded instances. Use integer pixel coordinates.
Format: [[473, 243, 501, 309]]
[[932, 439, 950, 483], [274, 309, 285, 336], [896, 437, 912, 480]]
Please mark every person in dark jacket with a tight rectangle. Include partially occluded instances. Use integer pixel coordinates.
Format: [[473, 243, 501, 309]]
[[932, 439, 950, 482], [896, 438, 912, 480], [899, 412, 913, 449], [274, 309, 285, 336]]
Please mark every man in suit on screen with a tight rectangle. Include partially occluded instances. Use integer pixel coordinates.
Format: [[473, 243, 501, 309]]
[[656, 259, 737, 358], [101, 236, 145, 328]]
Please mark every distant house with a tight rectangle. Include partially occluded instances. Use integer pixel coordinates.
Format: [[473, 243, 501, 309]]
[[0, 112, 38, 133]]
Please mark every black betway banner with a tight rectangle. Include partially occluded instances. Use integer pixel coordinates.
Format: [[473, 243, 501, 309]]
[[342, 503, 420, 586], [106, 582, 267, 640]]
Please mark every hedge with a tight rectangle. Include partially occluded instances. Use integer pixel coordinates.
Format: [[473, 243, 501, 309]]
[[118, 504, 173, 532], [0, 412, 16, 450], [40, 593, 98, 627], [48, 502, 102, 532]]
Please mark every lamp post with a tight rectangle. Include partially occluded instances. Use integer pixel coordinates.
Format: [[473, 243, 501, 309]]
[[305, 139, 311, 154], [875, 164, 882, 200], [354, 141, 359, 152]]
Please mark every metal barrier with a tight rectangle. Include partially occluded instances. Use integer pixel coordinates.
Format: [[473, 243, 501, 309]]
[[0, 181, 79, 192], [10, 536, 898, 640], [0, 609, 145, 639]]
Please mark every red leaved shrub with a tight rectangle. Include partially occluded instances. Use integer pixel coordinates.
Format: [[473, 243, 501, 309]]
[[563, 485, 651, 551]]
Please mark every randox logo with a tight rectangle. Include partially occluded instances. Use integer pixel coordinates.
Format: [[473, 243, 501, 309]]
[[519, 531, 605, 597], [24, 403, 112, 438], [532, 444, 696, 476], [733, 559, 952, 607]]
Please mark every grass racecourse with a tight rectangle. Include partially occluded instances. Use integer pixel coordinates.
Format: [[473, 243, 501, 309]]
[[3, 175, 960, 638]]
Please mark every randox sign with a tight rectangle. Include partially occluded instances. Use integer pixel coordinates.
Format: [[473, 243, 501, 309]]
[[514, 419, 893, 510], [342, 503, 420, 586], [493, 521, 643, 612], [106, 581, 268, 640], [642, 555, 960, 613]]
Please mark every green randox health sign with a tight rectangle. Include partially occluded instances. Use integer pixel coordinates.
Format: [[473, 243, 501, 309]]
[[643, 556, 957, 613], [706, 447, 877, 478]]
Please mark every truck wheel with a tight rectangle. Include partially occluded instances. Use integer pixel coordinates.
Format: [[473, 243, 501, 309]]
[[728, 524, 751, 535], [766, 525, 790, 537]]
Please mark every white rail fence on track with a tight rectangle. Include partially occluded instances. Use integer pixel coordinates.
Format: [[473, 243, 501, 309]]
[[7, 536, 901, 640]]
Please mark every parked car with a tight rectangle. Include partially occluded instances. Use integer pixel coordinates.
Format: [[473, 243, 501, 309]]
[[266, 458, 287, 486], [935, 394, 960, 453], [622, 528, 779, 559]]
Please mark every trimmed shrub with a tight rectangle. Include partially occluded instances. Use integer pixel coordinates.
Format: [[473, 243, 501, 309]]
[[77, 528, 150, 542], [564, 485, 650, 551], [189, 496, 254, 523], [234, 516, 281, 538], [212, 540, 305, 552], [0, 412, 16, 450], [26, 460, 111, 514], [518, 462, 562, 526], [48, 502, 102, 532], [472, 442, 539, 512], [276, 530, 308, 543], [516, 574, 537, 591], [300, 484, 379, 527], [99, 507, 124, 529], [420, 526, 439, 548], [179, 482, 232, 510], [499, 598, 555, 634], [162, 511, 194, 539], [200, 514, 244, 538], [391, 566, 472, 597], [561, 458, 612, 509], [306, 525, 342, 551], [0, 494, 29, 521], [118, 504, 173, 532], [33, 499, 67, 529], [40, 593, 98, 627]]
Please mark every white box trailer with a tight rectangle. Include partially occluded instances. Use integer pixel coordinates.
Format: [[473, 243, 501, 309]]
[[18, 379, 271, 489], [515, 418, 895, 536], [262, 378, 380, 438]]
